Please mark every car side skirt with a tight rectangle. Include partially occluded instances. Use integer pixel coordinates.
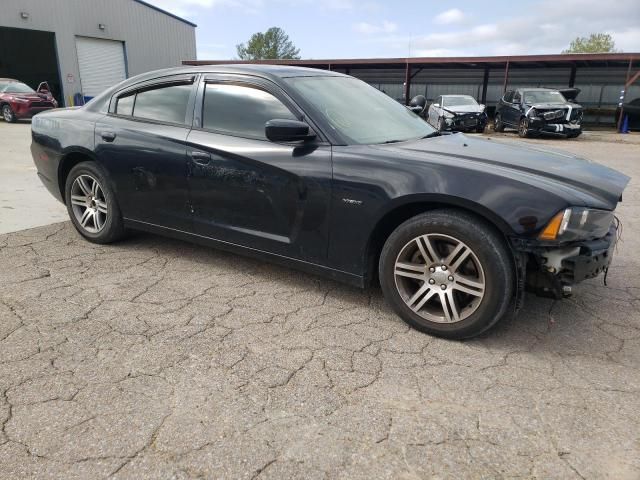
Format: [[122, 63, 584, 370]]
[[124, 218, 365, 288]]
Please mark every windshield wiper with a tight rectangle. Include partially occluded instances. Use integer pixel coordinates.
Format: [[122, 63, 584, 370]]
[[380, 139, 404, 144], [420, 132, 441, 139]]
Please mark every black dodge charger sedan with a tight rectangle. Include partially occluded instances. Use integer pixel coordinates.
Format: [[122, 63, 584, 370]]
[[31, 65, 628, 339]]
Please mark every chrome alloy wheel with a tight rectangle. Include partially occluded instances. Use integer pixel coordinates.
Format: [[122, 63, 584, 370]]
[[2, 105, 13, 122], [70, 174, 108, 233], [394, 234, 485, 323]]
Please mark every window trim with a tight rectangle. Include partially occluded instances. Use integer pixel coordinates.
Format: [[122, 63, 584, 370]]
[[108, 74, 198, 127], [192, 74, 328, 144]]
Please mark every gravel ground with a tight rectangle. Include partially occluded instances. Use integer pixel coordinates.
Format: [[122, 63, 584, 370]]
[[0, 132, 639, 479]]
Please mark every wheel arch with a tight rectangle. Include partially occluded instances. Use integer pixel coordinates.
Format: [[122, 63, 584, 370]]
[[57, 149, 98, 204], [363, 194, 515, 286]]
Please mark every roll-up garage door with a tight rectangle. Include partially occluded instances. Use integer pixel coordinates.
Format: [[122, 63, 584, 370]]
[[75, 37, 127, 98]]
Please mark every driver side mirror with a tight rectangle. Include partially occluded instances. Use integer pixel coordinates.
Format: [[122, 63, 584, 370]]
[[265, 119, 316, 142]]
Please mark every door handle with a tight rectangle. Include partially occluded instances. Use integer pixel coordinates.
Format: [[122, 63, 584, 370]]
[[191, 151, 211, 165], [100, 131, 116, 142]]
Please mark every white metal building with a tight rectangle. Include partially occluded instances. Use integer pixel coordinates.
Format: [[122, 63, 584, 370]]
[[0, 0, 197, 105]]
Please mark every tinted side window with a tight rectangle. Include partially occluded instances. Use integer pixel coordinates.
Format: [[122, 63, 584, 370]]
[[133, 84, 192, 124], [202, 83, 296, 139], [116, 93, 134, 116], [503, 91, 514, 103]]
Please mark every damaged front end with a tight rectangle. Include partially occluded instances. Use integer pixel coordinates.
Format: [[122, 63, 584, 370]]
[[512, 209, 620, 302], [442, 108, 488, 132], [524, 104, 583, 137]]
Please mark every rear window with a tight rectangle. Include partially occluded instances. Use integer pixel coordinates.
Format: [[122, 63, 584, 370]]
[[113, 82, 193, 125], [133, 84, 192, 124], [116, 93, 134, 116]]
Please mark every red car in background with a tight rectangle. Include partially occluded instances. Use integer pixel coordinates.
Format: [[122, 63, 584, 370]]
[[0, 79, 58, 123]]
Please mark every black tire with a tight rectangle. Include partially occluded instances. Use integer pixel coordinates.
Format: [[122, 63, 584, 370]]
[[379, 209, 514, 339], [475, 124, 485, 134], [2, 104, 17, 123], [569, 130, 582, 138], [64, 161, 126, 244], [518, 117, 529, 138], [493, 114, 504, 132]]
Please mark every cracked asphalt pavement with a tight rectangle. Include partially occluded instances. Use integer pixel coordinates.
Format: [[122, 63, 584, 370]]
[[1, 133, 639, 479]]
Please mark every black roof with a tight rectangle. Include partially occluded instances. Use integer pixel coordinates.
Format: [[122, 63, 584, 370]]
[[122, 64, 346, 88]]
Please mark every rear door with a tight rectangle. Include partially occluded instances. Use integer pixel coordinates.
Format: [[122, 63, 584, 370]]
[[186, 74, 333, 263], [95, 74, 197, 230]]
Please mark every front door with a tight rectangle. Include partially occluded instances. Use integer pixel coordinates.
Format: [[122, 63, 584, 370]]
[[187, 76, 333, 263]]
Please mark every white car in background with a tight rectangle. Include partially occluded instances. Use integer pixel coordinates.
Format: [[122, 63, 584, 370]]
[[427, 95, 488, 133]]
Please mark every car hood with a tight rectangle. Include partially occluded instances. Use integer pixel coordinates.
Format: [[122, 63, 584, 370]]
[[374, 134, 629, 210], [443, 105, 485, 114]]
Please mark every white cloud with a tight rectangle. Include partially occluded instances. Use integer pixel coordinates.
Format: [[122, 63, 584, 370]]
[[374, 0, 639, 57], [609, 27, 640, 52], [354, 20, 397, 35], [433, 8, 465, 25]]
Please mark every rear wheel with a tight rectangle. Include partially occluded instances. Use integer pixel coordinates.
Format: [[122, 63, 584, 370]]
[[379, 210, 514, 339], [2, 104, 16, 123], [493, 114, 504, 132], [64, 162, 126, 244]]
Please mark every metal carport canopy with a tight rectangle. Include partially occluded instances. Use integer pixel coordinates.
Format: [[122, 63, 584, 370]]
[[184, 53, 638, 104]]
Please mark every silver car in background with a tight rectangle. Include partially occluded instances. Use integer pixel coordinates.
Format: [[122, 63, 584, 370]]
[[427, 94, 488, 133]]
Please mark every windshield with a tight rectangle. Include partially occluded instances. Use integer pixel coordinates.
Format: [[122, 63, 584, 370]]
[[284, 76, 435, 145], [442, 96, 478, 107], [523, 90, 567, 104], [0, 82, 35, 94]]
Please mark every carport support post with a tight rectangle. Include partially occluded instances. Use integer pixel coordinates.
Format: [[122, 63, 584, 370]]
[[617, 58, 634, 132], [502, 61, 510, 93], [481, 67, 489, 104], [404, 61, 411, 105], [569, 64, 576, 87]]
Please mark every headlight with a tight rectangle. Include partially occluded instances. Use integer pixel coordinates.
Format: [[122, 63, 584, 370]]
[[13, 97, 29, 103], [539, 208, 614, 241], [527, 108, 540, 120]]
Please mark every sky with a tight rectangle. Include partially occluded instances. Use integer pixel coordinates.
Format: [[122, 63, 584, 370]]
[[145, 0, 640, 60]]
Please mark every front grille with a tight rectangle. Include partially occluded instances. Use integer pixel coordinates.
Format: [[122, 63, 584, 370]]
[[542, 110, 565, 121]]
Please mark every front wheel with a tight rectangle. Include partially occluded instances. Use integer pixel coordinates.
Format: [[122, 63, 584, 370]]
[[518, 117, 530, 138], [2, 104, 16, 123], [493, 114, 504, 132], [65, 162, 126, 244], [379, 210, 514, 339]]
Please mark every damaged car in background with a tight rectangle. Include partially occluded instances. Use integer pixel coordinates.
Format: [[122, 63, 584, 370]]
[[424, 94, 488, 133], [495, 87, 583, 138]]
